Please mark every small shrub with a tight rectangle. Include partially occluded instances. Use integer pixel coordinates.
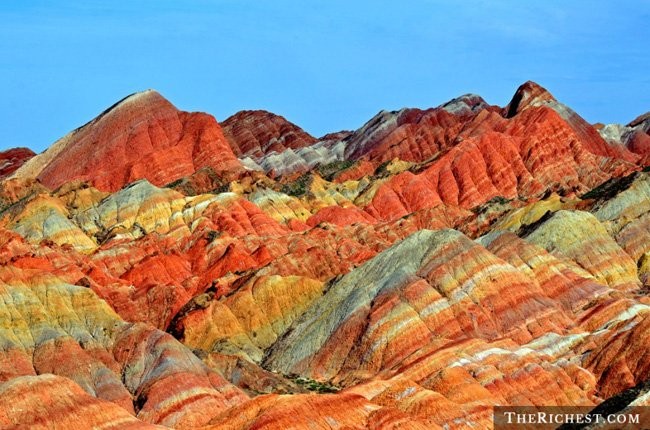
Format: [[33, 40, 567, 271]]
[[280, 174, 312, 197], [488, 195, 511, 205], [375, 160, 392, 176], [212, 183, 230, 194], [581, 172, 638, 200], [317, 160, 354, 180], [164, 178, 184, 189], [289, 375, 340, 394], [205, 230, 220, 243]]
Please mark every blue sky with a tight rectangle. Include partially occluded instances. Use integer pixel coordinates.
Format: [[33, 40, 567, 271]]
[[1, 0, 648, 152]]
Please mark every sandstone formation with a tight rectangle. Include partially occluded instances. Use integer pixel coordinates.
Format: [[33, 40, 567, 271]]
[[0, 375, 165, 429], [598, 112, 650, 163], [222, 110, 317, 158], [221, 110, 354, 179], [0, 147, 34, 179], [0, 261, 248, 428], [1, 81, 650, 429], [11, 91, 242, 192]]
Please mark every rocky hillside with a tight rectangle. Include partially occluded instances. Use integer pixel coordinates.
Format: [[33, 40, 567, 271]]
[[1, 82, 649, 429]]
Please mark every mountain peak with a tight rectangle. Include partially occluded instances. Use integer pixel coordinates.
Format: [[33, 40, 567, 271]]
[[118, 88, 162, 103], [504, 81, 556, 118], [101, 89, 167, 113], [222, 109, 316, 159], [440, 93, 489, 115], [11, 90, 241, 191]]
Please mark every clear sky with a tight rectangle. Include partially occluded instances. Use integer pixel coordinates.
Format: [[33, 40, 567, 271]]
[[1, 1, 648, 152]]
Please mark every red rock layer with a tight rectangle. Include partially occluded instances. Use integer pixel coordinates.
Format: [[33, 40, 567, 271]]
[[0, 147, 35, 179], [626, 113, 650, 162], [306, 205, 377, 227], [222, 110, 317, 158], [582, 308, 650, 398], [364, 102, 636, 220], [0, 255, 249, 428], [331, 159, 375, 182], [483, 232, 607, 312], [318, 130, 353, 142], [626, 129, 650, 156], [13, 90, 242, 192], [504, 81, 639, 163], [203, 392, 431, 430], [0, 375, 163, 429], [344, 94, 498, 165]]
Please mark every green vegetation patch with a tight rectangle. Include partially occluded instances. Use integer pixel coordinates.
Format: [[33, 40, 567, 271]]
[[471, 195, 513, 214], [280, 173, 312, 197], [317, 160, 355, 181], [374, 159, 392, 176], [289, 375, 340, 394], [164, 178, 185, 189], [581, 172, 639, 200], [516, 210, 554, 238]]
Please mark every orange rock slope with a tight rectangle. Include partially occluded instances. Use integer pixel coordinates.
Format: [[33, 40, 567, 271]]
[[1, 81, 650, 429]]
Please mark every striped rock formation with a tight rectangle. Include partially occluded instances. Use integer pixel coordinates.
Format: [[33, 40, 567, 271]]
[[222, 110, 353, 178], [10, 91, 242, 192], [222, 110, 317, 159], [598, 112, 650, 164], [0, 81, 649, 429], [360, 82, 639, 220], [0, 262, 248, 428], [0, 147, 34, 179], [0, 375, 164, 430]]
